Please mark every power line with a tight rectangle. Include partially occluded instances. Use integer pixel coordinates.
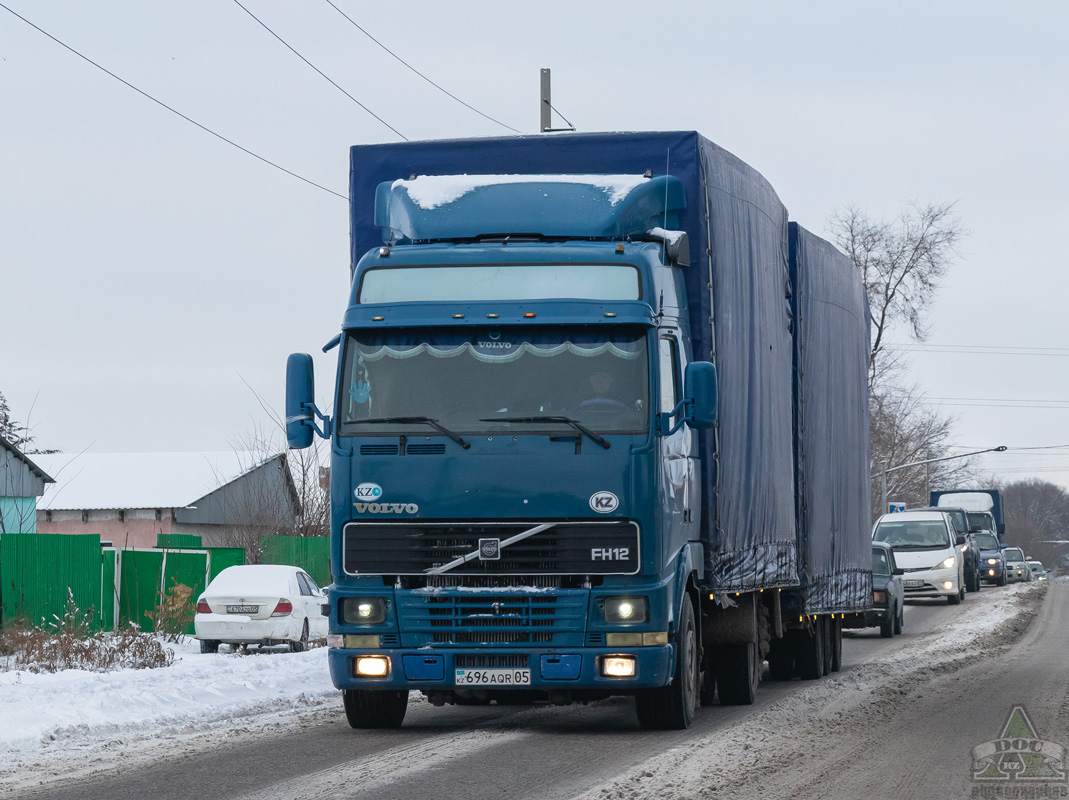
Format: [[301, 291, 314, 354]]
[[231, 0, 406, 141], [0, 2, 348, 201], [887, 342, 1069, 357], [323, 0, 523, 135]]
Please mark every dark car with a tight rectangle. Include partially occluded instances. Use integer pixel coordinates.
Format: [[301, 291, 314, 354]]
[[972, 530, 1007, 586], [844, 542, 904, 637], [914, 506, 982, 592]]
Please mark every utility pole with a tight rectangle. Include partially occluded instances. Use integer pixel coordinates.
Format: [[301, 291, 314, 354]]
[[876, 445, 1008, 517], [540, 69, 575, 133]]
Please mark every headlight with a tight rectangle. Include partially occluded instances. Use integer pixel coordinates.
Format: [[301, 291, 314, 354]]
[[603, 596, 649, 624], [940, 556, 956, 570], [987, 558, 999, 565], [342, 597, 387, 625], [873, 590, 888, 605]]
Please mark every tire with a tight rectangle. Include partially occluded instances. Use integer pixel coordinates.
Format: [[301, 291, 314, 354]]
[[342, 689, 409, 729], [766, 637, 794, 682], [290, 620, 309, 653], [960, 583, 966, 602], [879, 617, 894, 638], [821, 618, 834, 676], [997, 572, 1008, 587], [894, 602, 903, 635], [966, 568, 978, 593], [948, 590, 961, 605], [796, 624, 825, 680], [199, 639, 220, 654], [830, 618, 843, 672], [636, 596, 699, 729], [716, 641, 759, 706]]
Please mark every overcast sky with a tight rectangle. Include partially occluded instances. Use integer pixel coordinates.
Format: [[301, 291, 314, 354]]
[[2, 1, 1067, 490]]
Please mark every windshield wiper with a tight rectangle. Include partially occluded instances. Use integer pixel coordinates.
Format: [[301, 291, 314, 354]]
[[480, 416, 610, 450], [349, 416, 470, 449]]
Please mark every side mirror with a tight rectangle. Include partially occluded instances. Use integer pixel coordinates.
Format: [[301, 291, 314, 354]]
[[955, 534, 967, 546], [998, 522, 1006, 536], [684, 361, 717, 429], [286, 353, 316, 449]]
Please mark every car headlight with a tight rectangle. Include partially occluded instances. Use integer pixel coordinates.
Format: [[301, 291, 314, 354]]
[[940, 556, 956, 570], [342, 597, 387, 625], [603, 596, 649, 624], [987, 558, 999, 565]]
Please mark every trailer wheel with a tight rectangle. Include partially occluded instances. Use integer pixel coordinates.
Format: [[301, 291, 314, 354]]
[[830, 618, 843, 672], [342, 689, 409, 729], [635, 596, 699, 729], [766, 637, 794, 681]]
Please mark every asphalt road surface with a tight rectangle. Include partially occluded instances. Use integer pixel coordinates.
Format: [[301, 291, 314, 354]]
[[18, 584, 1057, 800]]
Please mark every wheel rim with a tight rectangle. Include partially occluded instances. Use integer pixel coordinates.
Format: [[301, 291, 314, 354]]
[[683, 620, 697, 709]]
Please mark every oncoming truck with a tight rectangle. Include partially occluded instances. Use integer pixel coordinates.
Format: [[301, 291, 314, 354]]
[[285, 131, 871, 729]]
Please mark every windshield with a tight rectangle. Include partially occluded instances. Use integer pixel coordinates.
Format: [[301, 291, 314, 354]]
[[973, 532, 1000, 551], [872, 548, 891, 576], [873, 519, 951, 549], [967, 512, 995, 532], [1003, 547, 1025, 562], [337, 326, 649, 436]]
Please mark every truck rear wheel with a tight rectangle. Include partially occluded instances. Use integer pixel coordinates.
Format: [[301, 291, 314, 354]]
[[766, 637, 794, 681], [830, 618, 842, 672], [795, 624, 825, 680], [635, 596, 699, 729], [716, 641, 759, 705], [342, 689, 409, 729]]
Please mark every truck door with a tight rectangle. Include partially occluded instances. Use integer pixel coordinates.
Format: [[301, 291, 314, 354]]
[[658, 332, 695, 540]]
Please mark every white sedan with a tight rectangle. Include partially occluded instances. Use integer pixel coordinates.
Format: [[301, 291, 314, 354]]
[[194, 565, 328, 653]]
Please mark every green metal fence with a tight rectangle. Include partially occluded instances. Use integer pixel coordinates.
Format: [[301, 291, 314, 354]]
[[1, 534, 247, 633], [261, 535, 331, 587], [1, 533, 107, 630]]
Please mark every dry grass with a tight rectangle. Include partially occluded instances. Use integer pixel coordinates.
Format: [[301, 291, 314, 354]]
[[0, 593, 174, 673]]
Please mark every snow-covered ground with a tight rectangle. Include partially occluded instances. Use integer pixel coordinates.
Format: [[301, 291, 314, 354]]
[[0, 582, 1046, 796]]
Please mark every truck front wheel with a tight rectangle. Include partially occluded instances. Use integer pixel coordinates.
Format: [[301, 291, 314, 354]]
[[635, 596, 699, 729], [342, 689, 409, 729]]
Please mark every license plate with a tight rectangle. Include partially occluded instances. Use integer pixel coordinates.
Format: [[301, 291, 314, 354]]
[[455, 668, 531, 686], [226, 605, 258, 614], [904, 580, 923, 588]]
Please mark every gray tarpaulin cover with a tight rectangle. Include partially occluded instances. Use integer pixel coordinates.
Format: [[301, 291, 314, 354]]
[[348, 132, 801, 592], [789, 223, 873, 612]]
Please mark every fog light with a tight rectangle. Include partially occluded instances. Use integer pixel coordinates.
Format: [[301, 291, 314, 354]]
[[989, 569, 996, 577], [601, 656, 636, 677], [355, 656, 389, 677], [943, 581, 954, 590]]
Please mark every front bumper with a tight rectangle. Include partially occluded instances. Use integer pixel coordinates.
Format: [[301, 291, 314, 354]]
[[327, 645, 673, 693], [901, 567, 959, 598], [981, 562, 1005, 582]]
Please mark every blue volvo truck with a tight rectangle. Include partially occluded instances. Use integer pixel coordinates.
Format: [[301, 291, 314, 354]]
[[286, 131, 871, 729]]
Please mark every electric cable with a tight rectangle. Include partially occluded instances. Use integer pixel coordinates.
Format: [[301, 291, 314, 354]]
[[232, 0, 406, 141], [0, 2, 348, 200], [323, 0, 522, 135]]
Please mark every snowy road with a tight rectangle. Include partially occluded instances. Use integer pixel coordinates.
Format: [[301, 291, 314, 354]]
[[2, 581, 1055, 799]]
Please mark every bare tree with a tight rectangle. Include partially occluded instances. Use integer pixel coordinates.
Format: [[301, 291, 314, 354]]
[[1002, 479, 1069, 565], [830, 202, 965, 388], [0, 389, 58, 454]]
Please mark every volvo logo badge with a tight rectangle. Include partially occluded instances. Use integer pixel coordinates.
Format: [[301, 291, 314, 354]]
[[479, 538, 501, 560]]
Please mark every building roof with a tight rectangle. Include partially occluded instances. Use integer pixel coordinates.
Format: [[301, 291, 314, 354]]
[[0, 436, 55, 484], [33, 451, 282, 511]]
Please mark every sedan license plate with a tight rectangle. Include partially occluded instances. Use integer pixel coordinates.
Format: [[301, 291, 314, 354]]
[[455, 668, 531, 686], [904, 580, 924, 588], [226, 605, 258, 614]]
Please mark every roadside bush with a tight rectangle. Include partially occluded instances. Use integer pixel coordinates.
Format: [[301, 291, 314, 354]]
[[144, 579, 196, 644], [0, 592, 174, 673]]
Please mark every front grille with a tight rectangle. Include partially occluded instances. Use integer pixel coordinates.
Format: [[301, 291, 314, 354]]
[[406, 443, 446, 455], [455, 654, 529, 668], [425, 575, 563, 589], [360, 444, 399, 455], [343, 520, 639, 576], [397, 589, 586, 647]]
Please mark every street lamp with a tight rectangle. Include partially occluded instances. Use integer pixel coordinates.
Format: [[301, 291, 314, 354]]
[[876, 445, 1008, 515]]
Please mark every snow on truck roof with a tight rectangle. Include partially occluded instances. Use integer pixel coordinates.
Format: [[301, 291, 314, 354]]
[[391, 174, 650, 210]]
